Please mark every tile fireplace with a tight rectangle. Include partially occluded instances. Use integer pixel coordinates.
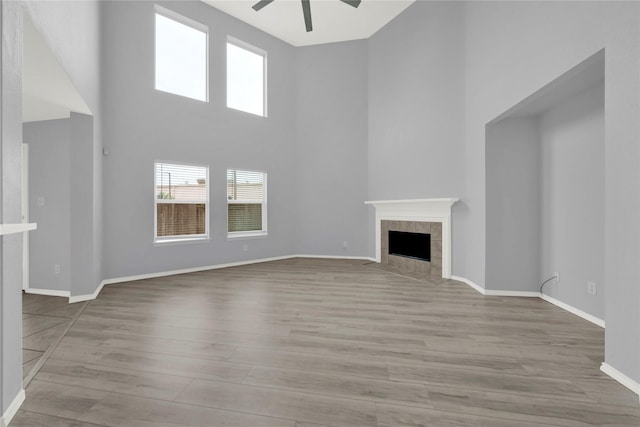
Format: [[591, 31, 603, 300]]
[[365, 198, 458, 279]]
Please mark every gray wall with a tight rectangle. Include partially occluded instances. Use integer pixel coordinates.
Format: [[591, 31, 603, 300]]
[[367, 0, 466, 268], [539, 82, 605, 319], [69, 113, 95, 298], [367, 1, 465, 200], [24, 0, 103, 296], [295, 41, 369, 256], [1, 0, 25, 416], [24, 113, 95, 297], [102, 1, 298, 278], [0, 0, 102, 416], [463, 1, 640, 381], [24, 118, 72, 293], [485, 117, 541, 292]]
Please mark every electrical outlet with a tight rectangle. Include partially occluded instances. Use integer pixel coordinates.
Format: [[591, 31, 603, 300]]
[[54, 264, 60, 274], [343, 241, 348, 249], [243, 244, 248, 252], [554, 272, 560, 283], [587, 281, 597, 295], [37, 196, 45, 207]]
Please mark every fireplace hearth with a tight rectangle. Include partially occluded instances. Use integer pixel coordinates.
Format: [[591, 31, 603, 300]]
[[365, 198, 458, 279], [382, 220, 441, 277]]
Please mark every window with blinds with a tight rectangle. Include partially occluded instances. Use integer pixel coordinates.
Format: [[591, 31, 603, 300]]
[[227, 169, 267, 235], [155, 162, 209, 242]]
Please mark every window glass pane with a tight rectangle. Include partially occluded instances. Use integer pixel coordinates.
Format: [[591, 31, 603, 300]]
[[227, 42, 265, 116], [228, 204, 262, 232], [227, 169, 266, 234], [227, 170, 264, 202], [155, 12, 207, 101], [155, 162, 208, 240], [157, 203, 206, 237]]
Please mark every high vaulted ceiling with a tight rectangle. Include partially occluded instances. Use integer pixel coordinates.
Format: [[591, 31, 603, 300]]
[[201, 0, 415, 47], [23, 15, 92, 123]]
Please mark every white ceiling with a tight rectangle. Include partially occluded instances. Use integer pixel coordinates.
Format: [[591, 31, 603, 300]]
[[202, 0, 415, 46], [23, 15, 92, 123]]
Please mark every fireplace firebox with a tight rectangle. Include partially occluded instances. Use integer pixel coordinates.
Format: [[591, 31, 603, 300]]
[[389, 231, 431, 262]]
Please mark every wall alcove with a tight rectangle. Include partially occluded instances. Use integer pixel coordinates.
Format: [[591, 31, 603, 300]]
[[485, 49, 605, 322]]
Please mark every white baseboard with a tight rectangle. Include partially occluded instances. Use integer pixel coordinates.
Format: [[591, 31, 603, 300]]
[[23, 288, 70, 298], [451, 275, 485, 294], [295, 254, 377, 262], [601, 362, 640, 401], [2, 389, 25, 426], [450, 275, 605, 328], [70, 254, 376, 303], [541, 293, 605, 328], [483, 290, 541, 297], [69, 280, 105, 304]]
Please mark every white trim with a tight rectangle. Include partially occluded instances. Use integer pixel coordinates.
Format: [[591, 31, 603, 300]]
[[541, 293, 605, 328], [24, 288, 70, 298], [69, 281, 105, 304], [295, 254, 377, 262], [0, 223, 36, 236], [22, 143, 30, 291], [451, 275, 605, 328], [601, 363, 640, 401], [226, 169, 267, 236], [484, 290, 540, 297], [227, 231, 268, 240], [68, 255, 377, 303], [2, 389, 25, 426], [153, 237, 210, 246], [154, 5, 209, 103], [365, 198, 458, 279], [451, 275, 486, 294], [226, 37, 267, 117], [153, 161, 210, 244], [154, 4, 208, 33]]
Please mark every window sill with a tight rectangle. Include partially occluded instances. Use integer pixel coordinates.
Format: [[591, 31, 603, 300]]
[[227, 231, 268, 240], [154, 237, 210, 246]]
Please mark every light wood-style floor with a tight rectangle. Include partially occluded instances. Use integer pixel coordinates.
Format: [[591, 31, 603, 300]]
[[12, 258, 640, 426]]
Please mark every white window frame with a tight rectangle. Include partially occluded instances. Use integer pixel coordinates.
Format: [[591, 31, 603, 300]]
[[227, 169, 268, 239], [226, 36, 268, 117], [154, 5, 209, 102], [154, 161, 210, 244]]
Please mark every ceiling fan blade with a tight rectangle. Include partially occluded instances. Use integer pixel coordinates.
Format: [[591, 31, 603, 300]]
[[252, 0, 274, 12], [339, 0, 361, 8], [301, 0, 312, 32]]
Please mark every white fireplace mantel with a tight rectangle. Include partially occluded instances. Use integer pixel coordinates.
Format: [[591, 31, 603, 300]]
[[365, 198, 458, 278]]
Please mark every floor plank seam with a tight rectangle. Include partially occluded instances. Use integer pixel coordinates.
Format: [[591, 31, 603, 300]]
[[23, 301, 90, 388]]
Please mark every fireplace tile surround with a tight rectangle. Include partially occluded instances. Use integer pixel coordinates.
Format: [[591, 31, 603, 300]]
[[382, 220, 442, 278], [365, 198, 458, 279]]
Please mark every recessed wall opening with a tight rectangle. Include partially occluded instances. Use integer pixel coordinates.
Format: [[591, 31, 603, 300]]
[[485, 49, 605, 322], [389, 231, 431, 261]]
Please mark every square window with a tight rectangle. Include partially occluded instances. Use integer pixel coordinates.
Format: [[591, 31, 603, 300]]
[[227, 169, 267, 236], [155, 7, 208, 102], [155, 162, 209, 242], [227, 39, 266, 116]]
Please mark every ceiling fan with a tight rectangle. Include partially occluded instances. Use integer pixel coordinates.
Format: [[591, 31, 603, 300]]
[[252, 0, 362, 32]]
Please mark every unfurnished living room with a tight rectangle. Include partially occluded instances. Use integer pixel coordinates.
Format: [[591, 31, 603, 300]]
[[2, 0, 640, 426]]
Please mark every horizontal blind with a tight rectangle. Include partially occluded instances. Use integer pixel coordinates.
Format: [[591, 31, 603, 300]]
[[156, 163, 207, 202], [227, 169, 264, 201], [155, 162, 208, 238], [228, 204, 262, 232], [227, 169, 265, 233]]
